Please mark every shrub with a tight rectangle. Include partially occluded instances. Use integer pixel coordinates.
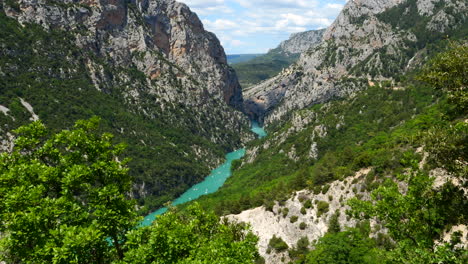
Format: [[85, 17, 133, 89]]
[[282, 208, 289, 218], [316, 201, 330, 217], [299, 222, 307, 230], [290, 215, 299, 223], [268, 235, 289, 252]]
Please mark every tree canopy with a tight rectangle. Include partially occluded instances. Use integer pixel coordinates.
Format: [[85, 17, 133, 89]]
[[0, 118, 260, 263], [0, 117, 137, 263]]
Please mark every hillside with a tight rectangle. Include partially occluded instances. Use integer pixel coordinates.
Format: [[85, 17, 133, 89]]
[[0, 0, 251, 213], [232, 29, 325, 88], [193, 0, 467, 262], [244, 0, 467, 124]]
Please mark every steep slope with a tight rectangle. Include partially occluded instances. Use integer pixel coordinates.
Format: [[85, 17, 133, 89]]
[[232, 29, 325, 88], [245, 0, 467, 124], [0, 0, 251, 212], [278, 29, 326, 55], [192, 2, 467, 261]]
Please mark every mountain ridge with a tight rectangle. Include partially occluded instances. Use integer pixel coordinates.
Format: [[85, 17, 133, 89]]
[[244, 0, 467, 125]]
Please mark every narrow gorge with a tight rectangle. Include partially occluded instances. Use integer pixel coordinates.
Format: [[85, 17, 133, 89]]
[[0, 0, 466, 263]]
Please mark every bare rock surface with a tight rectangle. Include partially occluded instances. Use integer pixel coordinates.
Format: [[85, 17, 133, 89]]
[[227, 168, 374, 263], [278, 29, 326, 55], [244, 0, 467, 125]]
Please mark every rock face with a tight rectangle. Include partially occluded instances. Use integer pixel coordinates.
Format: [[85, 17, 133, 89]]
[[1, 0, 251, 209], [244, 0, 467, 124], [4, 0, 244, 111], [243, 29, 324, 120], [278, 29, 326, 55], [227, 168, 376, 264]]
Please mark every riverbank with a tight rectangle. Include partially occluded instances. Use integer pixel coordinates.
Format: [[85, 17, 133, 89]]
[[141, 121, 267, 226]]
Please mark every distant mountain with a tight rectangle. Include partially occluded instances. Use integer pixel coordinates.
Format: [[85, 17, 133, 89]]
[[278, 29, 326, 55], [227, 54, 265, 64], [232, 29, 325, 88]]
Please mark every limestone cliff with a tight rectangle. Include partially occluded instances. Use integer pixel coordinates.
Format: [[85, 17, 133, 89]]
[[278, 29, 326, 55], [0, 0, 251, 210], [244, 0, 467, 124]]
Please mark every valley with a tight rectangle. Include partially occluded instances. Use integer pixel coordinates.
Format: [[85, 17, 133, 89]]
[[141, 121, 266, 227], [0, 0, 467, 263]]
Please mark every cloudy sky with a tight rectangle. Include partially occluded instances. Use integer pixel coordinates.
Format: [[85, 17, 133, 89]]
[[180, 0, 347, 54]]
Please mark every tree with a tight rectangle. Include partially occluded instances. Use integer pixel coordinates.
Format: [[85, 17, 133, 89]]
[[348, 167, 467, 263], [0, 117, 138, 263], [306, 227, 380, 264], [120, 203, 260, 263], [418, 44, 467, 115], [418, 44, 467, 180]]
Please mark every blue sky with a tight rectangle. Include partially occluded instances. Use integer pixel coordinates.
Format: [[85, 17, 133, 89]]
[[180, 0, 348, 54]]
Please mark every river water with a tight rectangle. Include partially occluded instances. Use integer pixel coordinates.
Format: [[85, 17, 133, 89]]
[[140, 121, 266, 226]]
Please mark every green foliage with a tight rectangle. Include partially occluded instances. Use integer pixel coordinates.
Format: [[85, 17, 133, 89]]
[[299, 222, 307, 230], [347, 44, 468, 263], [268, 235, 289, 253], [288, 236, 310, 263], [0, 118, 138, 263], [349, 167, 467, 263], [0, 10, 237, 212], [121, 203, 259, 264], [418, 44, 468, 115], [424, 121, 468, 179], [316, 201, 329, 217], [328, 211, 341, 233], [290, 215, 299, 223], [282, 207, 289, 218], [306, 228, 381, 264]]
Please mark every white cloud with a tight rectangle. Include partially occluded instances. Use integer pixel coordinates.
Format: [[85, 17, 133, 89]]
[[181, 0, 347, 53], [180, 0, 233, 15]]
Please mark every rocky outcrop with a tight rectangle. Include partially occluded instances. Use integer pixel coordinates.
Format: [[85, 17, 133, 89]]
[[244, 0, 467, 125], [227, 168, 377, 263], [4, 0, 244, 111], [278, 29, 325, 55], [243, 29, 324, 120]]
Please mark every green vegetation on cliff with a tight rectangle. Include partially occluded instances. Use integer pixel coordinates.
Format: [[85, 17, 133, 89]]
[[308, 44, 468, 264], [0, 11, 239, 213]]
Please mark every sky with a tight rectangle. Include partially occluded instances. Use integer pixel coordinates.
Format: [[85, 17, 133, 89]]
[[180, 0, 348, 54]]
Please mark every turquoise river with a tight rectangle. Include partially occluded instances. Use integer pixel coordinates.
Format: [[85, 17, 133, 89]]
[[141, 121, 267, 226]]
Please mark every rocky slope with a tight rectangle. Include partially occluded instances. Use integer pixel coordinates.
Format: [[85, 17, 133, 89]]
[[278, 29, 326, 55], [244, 0, 467, 124], [0, 0, 251, 211], [229, 165, 468, 263], [227, 168, 374, 263], [232, 29, 325, 89]]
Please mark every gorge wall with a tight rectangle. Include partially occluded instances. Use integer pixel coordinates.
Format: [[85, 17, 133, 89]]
[[244, 0, 467, 125], [0, 0, 251, 211]]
